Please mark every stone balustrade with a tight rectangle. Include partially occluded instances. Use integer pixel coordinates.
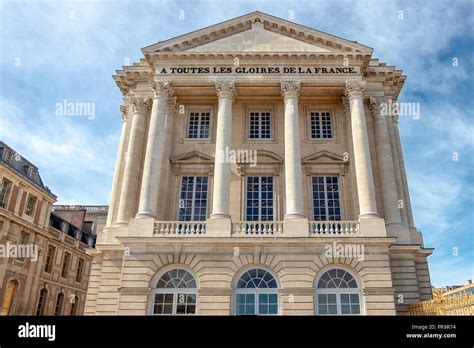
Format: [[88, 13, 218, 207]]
[[232, 221, 283, 236], [154, 221, 207, 236], [308, 220, 360, 236]]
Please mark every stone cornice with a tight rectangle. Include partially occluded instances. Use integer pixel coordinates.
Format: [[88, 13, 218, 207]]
[[215, 80, 236, 99], [280, 80, 300, 98]]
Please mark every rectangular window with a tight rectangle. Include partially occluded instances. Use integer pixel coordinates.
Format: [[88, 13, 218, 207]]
[[44, 245, 56, 273], [310, 111, 332, 139], [0, 179, 11, 208], [340, 293, 361, 315], [312, 176, 341, 221], [61, 253, 71, 278], [24, 194, 37, 216], [249, 112, 271, 139], [317, 293, 338, 315], [245, 176, 274, 221], [76, 258, 84, 282], [187, 112, 210, 139], [179, 176, 208, 221], [16, 231, 30, 261], [236, 294, 255, 315]]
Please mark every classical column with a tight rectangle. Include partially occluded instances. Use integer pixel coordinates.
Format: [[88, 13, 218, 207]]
[[105, 105, 128, 228], [345, 81, 378, 219], [281, 80, 305, 219], [370, 97, 403, 226], [136, 81, 173, 219], [115, 96, 151, 226], [210, 80, 236, 220], [156, 95, 177, 220], [393, 114, 416, 230]]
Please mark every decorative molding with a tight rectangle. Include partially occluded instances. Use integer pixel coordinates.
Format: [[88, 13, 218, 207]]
[[126, 96, 152, 114], [166, 96, 178, 114], [149, 80, 173, 99], [341, 96, 350, 116], [215, 80, 236, 99], [119, 105, 128, 122], [344, 81, 366, 99], [280, 80, 300, 98]]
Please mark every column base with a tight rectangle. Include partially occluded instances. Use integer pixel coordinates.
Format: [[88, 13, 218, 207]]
[[359, 217, 387, 237], [359, 212, 380, 220], [283, 218, 309, 237], [135, 211, 156, 219], [284, 213, 306, 220], [129, 217, 155, 237], [206, 217, 231, 237]]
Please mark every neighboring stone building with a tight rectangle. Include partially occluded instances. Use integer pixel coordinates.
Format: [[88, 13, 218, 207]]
[[0, 141, 96, 315], [86, 12, 432, 316], [53, 205, 108, 238]]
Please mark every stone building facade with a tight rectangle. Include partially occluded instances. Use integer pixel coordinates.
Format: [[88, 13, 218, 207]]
[[85, 12, 432, 316], [0, 141, 95, 315]]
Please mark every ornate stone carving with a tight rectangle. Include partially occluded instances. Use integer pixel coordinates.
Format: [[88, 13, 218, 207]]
[[149, 80, 173, 99], [215, 80, 236, 99], [280, 80, 300, 98], [120, 105, 128, 122], [344, 81, 366, 99], [166, 95, 178, 114], [341, 96, 350, 116], [126, 96, 152, 114]]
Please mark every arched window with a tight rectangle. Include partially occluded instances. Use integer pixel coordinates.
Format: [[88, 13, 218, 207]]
[[234, 268, 279, 315], [151, 269, 197, 315], [70, 295, 79, 316], [36, 288, 48, 315], [54, 293, 64, 316], [315, 268, 361, 315], [1, 280, 18, 315]]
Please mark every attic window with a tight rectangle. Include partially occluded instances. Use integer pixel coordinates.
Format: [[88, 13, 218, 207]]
[[2, 149, 13, 163], [27, 166, 37, 180]]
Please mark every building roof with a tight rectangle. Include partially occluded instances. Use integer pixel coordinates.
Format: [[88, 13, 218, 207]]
[[0, 141, 56, 198]]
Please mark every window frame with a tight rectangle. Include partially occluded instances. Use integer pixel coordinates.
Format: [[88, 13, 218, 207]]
[[233, 268, 280, 316], [245, 176, 275, 222], [309, 111, 333, 139], [44, 245, 56, 273], [54, 292, 64, 316], [248, 111, 272, 139], [24, 194, 37, 217], [311, 176, 342, 221], [36, 288, 48, 316], [0, 179, 12, 209], [61, 252, 71, 278], [314, 268, 363, 316], [243, 104, 277, 143], [178, 176, 209, 221], [149, 268, 198, 316], [75, 258, 84, 283], [303, 104, 339, 144], [180, 106, 214, 143]]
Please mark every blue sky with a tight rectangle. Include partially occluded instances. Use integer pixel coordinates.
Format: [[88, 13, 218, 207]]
[[0, 0, 472, 287]]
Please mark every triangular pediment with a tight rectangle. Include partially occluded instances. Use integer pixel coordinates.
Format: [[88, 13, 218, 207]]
[[142, 12, 372, 55], [302, 150, 346, 164], [171, 150, 214, 165]]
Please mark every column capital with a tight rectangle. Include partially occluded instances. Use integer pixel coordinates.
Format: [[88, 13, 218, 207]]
[[120, 105, 128, 122], [149, 80, 173, 99], [280, 80, 300, 99], [344, 80, 366, 99], [126, 96, 152, 114], [215, 80, 236, 99]]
